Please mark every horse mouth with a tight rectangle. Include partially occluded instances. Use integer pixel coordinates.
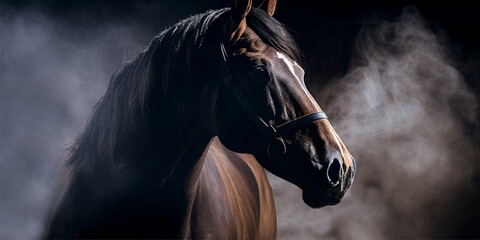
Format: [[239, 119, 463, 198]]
[[302, 190, 341, 208]]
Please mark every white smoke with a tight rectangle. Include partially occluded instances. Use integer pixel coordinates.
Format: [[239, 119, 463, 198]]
[[0, 9, 149, 239], [271, 7, 479, 239]]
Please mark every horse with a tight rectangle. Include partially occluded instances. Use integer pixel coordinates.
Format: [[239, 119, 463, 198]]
[[45, 0, 356, 238]]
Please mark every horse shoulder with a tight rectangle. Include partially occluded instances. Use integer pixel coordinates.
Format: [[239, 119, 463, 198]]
[[189, 138, 276, 239], [235, 151, 277, 239]]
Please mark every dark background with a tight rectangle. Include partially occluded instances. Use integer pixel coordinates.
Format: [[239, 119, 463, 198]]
[[5, 0, 480, 89], [2, 0, 479, 239]]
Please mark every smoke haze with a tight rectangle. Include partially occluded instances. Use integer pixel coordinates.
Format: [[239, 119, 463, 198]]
[[1, 9, 150, 239], [271, 7, 480, 239], [1, 4, 479, 240]]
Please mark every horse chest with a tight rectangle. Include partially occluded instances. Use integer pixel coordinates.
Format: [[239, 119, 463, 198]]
[[187, 140, 277, 239]]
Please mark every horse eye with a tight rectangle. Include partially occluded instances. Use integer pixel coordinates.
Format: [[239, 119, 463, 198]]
[[251, 66, 270, 83]]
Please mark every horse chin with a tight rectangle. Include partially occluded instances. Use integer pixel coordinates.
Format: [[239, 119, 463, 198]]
[[301, 190, 340, 209]]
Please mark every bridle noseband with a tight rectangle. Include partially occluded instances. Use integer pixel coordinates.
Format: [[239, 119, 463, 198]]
[[220, 43, 328, 159]]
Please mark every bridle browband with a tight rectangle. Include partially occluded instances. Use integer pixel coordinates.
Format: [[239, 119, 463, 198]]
[[220, 43, 328, 159]]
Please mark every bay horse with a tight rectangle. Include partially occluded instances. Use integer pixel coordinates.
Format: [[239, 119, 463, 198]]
[[45, 1, 356, 238]]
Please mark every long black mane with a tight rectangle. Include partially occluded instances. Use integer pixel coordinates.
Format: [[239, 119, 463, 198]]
[[66, 8, 301, 170]]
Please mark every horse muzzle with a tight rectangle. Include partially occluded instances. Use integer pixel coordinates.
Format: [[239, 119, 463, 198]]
[[302, 156, 356, 208]]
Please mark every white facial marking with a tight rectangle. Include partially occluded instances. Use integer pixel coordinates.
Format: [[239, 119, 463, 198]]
[[275, 51, 319, 112], [276, 51, 304, 83]]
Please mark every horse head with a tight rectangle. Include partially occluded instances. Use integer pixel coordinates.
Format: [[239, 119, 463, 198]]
[[201, 0, 356, 208]]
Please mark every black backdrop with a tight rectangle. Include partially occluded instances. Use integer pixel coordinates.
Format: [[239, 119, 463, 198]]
[[5, 0, 480, 91]]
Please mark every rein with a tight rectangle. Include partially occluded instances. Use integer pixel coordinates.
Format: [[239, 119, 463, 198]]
[[220, 43, 328, 159]]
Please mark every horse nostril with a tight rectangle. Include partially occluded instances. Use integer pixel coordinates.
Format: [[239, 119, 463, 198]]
[[327, 158, 341, 187]]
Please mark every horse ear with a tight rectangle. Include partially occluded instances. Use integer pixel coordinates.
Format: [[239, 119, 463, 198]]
[[257, 0, 276, 16], [228, 0, 252, 42]]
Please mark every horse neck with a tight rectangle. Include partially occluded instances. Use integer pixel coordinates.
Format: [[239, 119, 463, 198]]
[[130, 98, 214, 237], [53, 97, 214, 238], [130, 98, 214, 189]]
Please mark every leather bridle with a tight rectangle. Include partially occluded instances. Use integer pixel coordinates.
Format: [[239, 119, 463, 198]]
[[220, 43, 328, 159]]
